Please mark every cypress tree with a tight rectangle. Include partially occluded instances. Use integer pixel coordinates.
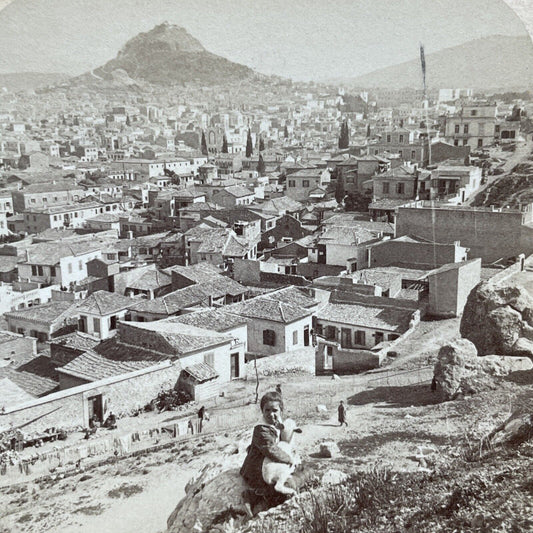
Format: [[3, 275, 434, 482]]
[[259, 136, 265, 152], [201, 131, 208, 155], [284, 125, 289, 138], [338, 120, 350, 149], [334, 171, 345, 204], [246, 129, 253, 158], [222, 134, 228, 153], [257, 154, 266, 176]]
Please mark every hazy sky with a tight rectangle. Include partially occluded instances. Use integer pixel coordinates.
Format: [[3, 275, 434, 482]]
[[0, 0, 530, 80]]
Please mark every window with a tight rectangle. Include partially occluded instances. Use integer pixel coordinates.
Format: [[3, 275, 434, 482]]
[[411, 150, 416, 159], [355, 330, 366, 345], [464, 124, 469, 134], [382, 182, 389, 194], [31, 265, 37, 276], [68, 263, 73, 274], [477, 139, 483, 148], [386, 135, 391, 143], [288, 180, 295, 187], [398, 150, 403, 158], [397, 183, 405, 194], [471, 110, 477, 116], [454, 140, 459, 146], [263, 329, 276, 346], [293, 330, 298, 345], [93, 317, 101, 335], [302, 180, 309, 187], [203, 352, 215, 367], [399, 134, 404, 143], [510, 130, 516, 139], [37, 265, 43, 276], [455, 125, 460, 134], [325, 325, 336, 341], [341, 328, 352, 349]]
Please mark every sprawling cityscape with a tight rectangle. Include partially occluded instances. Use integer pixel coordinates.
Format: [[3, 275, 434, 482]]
[[1, 3, 533, 532]]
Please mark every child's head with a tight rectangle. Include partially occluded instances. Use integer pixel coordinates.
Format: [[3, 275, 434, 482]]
[[260, 391, 283, 426]]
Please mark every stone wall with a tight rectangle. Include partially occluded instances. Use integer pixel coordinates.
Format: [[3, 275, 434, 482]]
[[369, 240, 465, 269], [396, 207, 533, 263], [1, 362, 178, 432]]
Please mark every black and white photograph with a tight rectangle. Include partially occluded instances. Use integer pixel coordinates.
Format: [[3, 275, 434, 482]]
[[0, 1, 532, 531]]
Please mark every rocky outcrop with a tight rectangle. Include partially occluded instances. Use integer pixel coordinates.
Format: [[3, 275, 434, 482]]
[[433, 339, 532, 400], [318, 441, 340, 459], [488, 412, 533, 448], [479, 355, 533, 376], [460, 280, 533, 357], [167, 452, 249, 533], [433, 339, 481, 400]]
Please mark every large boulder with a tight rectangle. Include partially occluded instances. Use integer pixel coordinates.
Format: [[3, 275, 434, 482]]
[[433, 339, 480, 400], [488, 412, 533, 448], [479, 355, 533, 376], [461, 280, 533, 357], [167, 453, 250, 533]]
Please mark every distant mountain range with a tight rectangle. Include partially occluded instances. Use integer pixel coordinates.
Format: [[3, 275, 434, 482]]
[[82, 23, 259, 87], [0, 72, 68, 92], [334, 35, 533, 90], [1, 30, 532, 92]]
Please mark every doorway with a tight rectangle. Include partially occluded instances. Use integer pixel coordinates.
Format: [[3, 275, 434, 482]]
[[87, 394, 103, 423], [303, 326, 310, 347], [230, 353, 240, 379]]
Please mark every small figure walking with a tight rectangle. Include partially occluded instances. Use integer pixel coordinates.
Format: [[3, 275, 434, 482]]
[[198, 405, 206, 432], [338, 400, 348, 427], [431, 376, 437, 393]]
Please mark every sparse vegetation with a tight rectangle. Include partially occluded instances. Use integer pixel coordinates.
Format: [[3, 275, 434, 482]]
[[107, 483, 144, 499]]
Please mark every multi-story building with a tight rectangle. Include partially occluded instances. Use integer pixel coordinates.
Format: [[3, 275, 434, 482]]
[[22, 201, 122, 233], [18, 241, 102, 286], [12, 183, 86, 213], [370, 127, 429, 166], [444, 103, 497, 149], [286, 168, 330, 202]]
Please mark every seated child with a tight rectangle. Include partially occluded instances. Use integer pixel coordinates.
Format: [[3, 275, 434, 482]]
[[240, 391, 297, 513]]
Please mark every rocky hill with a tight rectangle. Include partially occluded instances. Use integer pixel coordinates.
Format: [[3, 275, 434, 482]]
[[85, 23, 258, 86], [343, 35, 533, 90]]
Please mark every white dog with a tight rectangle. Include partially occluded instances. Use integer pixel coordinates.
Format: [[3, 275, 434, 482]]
[[262, 418, 302, 495]]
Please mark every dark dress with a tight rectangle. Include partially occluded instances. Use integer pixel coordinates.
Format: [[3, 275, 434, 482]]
[[241, 424, 292, 486], [240, 423, 293, 509]]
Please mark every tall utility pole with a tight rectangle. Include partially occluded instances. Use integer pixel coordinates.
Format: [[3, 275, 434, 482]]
[[420, 43, 432, 167]]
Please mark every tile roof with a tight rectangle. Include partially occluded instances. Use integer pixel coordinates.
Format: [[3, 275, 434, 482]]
[[24, 241, 101, 265], [50, 331, 100, 352], [183, 362, 218, 383], [217, 185, 254, 198], [121, 320, 232, 354], [126, 269, 172, 291], [318, 225, 377, 246], [4, 301, 77, 325], [316, 302, 413, 332], [167, 309, 247, 332], [129, 277, 247, 315], [57, 350, 155, 382], [164, 262, 223, 282], [75, 291, 133, 316], [225, 287, 315, 324], [0, 355, 59, 397], [0, 255, 18, 272], [0, 378, 35, 408]]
